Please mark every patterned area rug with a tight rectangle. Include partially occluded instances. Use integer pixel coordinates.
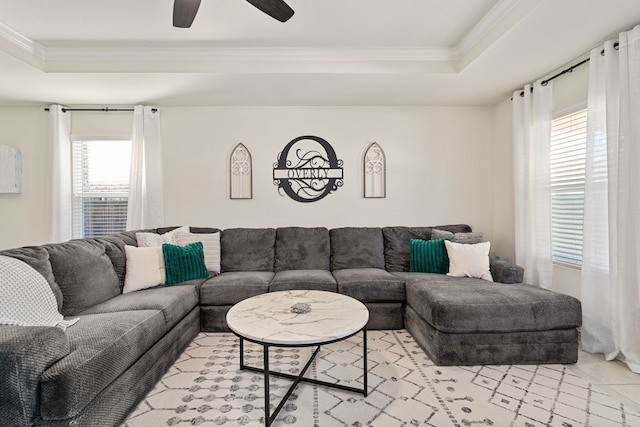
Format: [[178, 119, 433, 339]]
[[123, 331, 640, 427]]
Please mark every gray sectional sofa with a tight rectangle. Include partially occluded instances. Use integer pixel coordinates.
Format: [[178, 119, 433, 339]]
[[0, 224, 582, 426]]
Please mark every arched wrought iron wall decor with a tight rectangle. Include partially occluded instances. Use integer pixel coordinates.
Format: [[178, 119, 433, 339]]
[[363, 142, 386, 198], [230, 143, 252, 199]]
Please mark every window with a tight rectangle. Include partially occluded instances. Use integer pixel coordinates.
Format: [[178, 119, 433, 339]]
[[550, 108, 587, 266], [71, 139, 131, 238]]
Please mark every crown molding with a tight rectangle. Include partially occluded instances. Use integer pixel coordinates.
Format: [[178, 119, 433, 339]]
[[0, 22, 45, 58], [0, 21, 457, 65], [455, 0, 542, 69], [456, 0, 525, 58], [44, 46, 458, 62]]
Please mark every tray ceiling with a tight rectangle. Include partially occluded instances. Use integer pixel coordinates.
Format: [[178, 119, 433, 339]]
[[0, 0, 638, 106]]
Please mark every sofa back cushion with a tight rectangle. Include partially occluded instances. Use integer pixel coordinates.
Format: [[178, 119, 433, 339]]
[[275, 227, 330, 272], [92, 231, 137, 291], [0, 246, 63, 311], [330, 227, 385, 270], [45, 240, 121, 316], [221, 228, 276, 272], [383, 224, 472, 272], [155, 225, 220, 235]]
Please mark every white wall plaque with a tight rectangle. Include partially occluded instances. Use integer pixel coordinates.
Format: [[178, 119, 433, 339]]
[[363, 142, 386, 198], [230, 143, 252, 199], [0, 144, 23, 193]]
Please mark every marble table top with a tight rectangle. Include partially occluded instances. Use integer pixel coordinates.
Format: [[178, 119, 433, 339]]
[[226, 290, 369, 345]]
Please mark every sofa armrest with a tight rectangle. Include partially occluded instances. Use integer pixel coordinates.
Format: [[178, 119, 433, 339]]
[[490, 259, 524, 284], [0, 326, 70, 426]]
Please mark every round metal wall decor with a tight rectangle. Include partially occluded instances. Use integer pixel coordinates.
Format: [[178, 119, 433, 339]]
[[273, 135, 344, 203]]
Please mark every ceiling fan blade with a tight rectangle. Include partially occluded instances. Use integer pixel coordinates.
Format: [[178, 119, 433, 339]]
[[245, 0, 295, 23], [173, 0, 201, 28]]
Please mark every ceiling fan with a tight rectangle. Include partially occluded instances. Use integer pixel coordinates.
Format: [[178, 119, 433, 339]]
[[173, 0, 295, 28]]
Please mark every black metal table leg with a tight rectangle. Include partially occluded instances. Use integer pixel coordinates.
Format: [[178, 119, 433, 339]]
[[363, 328, 368, 397], [264, 344, 270, 427], [239, 337, 245, 369]]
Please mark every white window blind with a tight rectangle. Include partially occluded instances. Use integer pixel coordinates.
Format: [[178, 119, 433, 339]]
[[550, 108, 587, 266], [71, 140, 131, 238]]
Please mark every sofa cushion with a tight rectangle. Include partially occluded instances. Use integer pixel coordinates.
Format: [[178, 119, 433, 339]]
[[383, 225, 472, 272], [187, 226, 222, 234], [333, 268, 405, 302], [405, 278, 582, 334], [394, 265, 524, 286], [405, 305, 579, 366], [221, 228, 276, 272], [0, 246, 63, 311], [200, 272, 274, 305], [391, 271, 445, 282], [93, 231, 137, 290], [44, 240, 121, 316], [39, 310, 165, 421], [78, 285, 198, 331], [275, 227, 330, 271], [330, 227, 385, 270], [269, 270, 337, 292], [155, 225, 221, 235], [0, 326, 70, 426]]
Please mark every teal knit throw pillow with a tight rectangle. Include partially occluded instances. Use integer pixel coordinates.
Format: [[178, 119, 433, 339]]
[[410, 239, 450, 274], [162, 242, 209, 286]]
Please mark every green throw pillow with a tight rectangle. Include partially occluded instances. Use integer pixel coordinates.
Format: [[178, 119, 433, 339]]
[[162, 242, 209, 286], [410, 238, 450, 274]]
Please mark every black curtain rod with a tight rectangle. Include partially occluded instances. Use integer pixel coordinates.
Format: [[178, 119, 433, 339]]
[[513, 42, 619, 99], [43, 107, 157, 113], [513, 58, 589, 99], [540, 57, 591, 87]]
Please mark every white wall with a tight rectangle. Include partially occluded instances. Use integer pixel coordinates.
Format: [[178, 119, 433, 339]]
[[0, 107, 49, 249], [491, 99, 515, 262], [0, 105, 497, 250], [161, 106, 496, 234]]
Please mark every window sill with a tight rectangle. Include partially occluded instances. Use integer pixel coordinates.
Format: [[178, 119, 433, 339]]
[[553, 260, 581, 270]]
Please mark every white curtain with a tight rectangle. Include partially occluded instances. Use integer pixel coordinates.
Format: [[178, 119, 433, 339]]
[[512, 79, 554, 289], [581, 25, 640, 373], [127, 106, 164, 230], [47, 105, 72, 243]]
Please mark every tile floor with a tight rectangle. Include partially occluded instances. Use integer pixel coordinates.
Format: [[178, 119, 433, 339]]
[[571, 349, 640, 413]]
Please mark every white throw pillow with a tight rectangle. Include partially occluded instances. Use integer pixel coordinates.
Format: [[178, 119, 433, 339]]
[[444, 240, 493, 282], [174, 231, 221, 274], [136, 226, 189, 247], [123, 245, 166, 293]]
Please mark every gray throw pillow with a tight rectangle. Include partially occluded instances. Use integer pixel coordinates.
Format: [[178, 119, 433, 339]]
[[431, 229, 483, 244]]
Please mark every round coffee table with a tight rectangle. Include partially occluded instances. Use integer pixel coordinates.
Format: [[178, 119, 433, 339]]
[[226, 290, 369, 427]]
